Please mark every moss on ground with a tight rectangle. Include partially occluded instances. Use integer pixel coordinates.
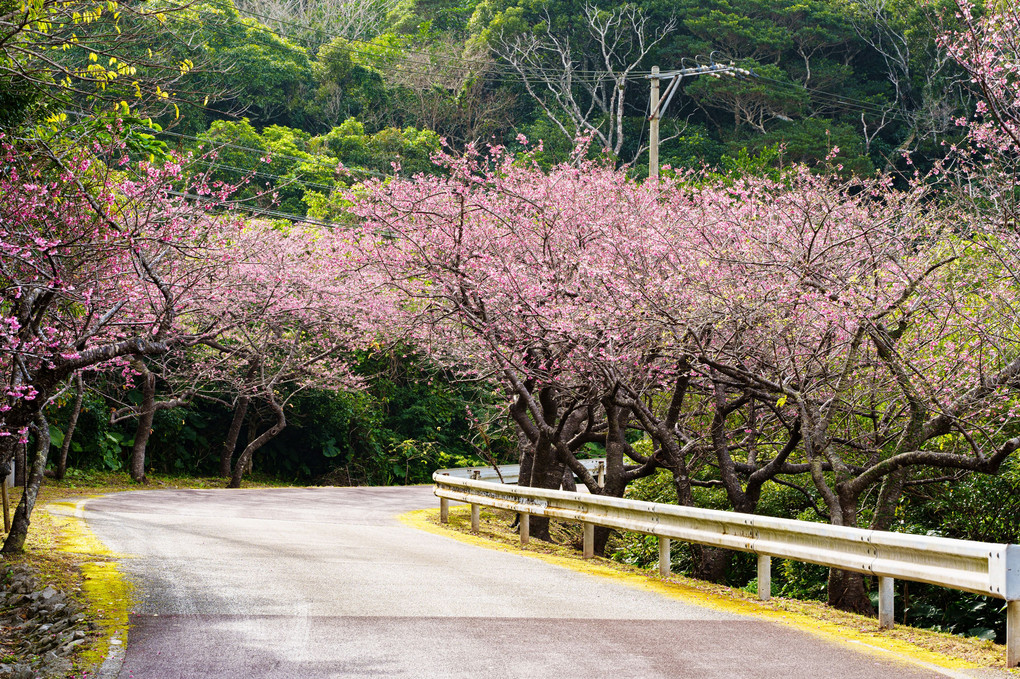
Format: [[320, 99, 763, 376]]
[[403, 504, 1017, 674]]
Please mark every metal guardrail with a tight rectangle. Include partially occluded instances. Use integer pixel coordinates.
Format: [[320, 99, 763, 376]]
[[432, 473, 1020, 667], [436, 458, 606, 486]]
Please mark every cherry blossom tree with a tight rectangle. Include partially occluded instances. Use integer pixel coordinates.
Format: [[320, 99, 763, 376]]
[[644, 168, 1020, 610], [192, 220, 383, 488], [348, 137, 1020, 613], [0, 130, 246, 551], [349, 144, 676, 542]]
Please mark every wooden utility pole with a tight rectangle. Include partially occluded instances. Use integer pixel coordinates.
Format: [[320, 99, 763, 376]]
[[649, 65, 660, 180], [647, 62, 750, 180]]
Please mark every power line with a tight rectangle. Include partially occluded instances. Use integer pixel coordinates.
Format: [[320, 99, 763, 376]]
[[742, 72, 914, 124]]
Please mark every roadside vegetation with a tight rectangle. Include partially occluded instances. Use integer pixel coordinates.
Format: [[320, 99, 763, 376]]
[[3, 0, 1020, 663]]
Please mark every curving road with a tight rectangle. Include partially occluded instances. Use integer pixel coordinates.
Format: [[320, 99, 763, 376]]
[[83, 487, 962, 678]]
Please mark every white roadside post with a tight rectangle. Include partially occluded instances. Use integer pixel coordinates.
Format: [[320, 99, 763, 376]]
[[757, 555, 771, 601], [659, 537, 671, 576], [1008, 600, 1018, 667], [438, 472, 450, 524], [520, 513, 529, 546], [583, 523, 594, 559], [878, 577, 894, 629]]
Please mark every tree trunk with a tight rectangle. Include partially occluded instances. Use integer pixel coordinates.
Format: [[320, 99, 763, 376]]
[[14, 440, 26, 487], [517, 429, 535, 488], [827, 497, 874, 614], [870, 468, 907, 532], [525, 437, 562, 542], [219, 396, 250, 478], [3, 411, 50, 553], [229, 398, 286, 489], [560, 465, 576, 492], [828, 567, 874, 615], [129, 368, 157, 483], [52, 372, 83, 481], [693, 547, 733, 583]]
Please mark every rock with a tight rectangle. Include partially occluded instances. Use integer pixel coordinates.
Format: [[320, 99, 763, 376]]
[[59, 639, 84, 653], [10, 664, 33, 679], [0, 567, 95, 679]]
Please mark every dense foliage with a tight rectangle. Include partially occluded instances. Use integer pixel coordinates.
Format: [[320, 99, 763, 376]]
[[3, 0, 1020, 649]]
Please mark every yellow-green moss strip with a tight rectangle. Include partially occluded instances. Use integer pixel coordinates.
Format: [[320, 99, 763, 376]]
[[44, 499, 132, 669], [400, 505, 1015, 676]]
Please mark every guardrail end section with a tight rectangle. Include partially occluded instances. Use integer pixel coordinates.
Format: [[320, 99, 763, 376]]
[[992, 544, 1020, 600], [1008, 545, 1020, 601]]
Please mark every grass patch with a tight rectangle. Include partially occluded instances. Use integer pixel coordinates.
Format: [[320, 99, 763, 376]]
[[420, 504, 1012, 672]]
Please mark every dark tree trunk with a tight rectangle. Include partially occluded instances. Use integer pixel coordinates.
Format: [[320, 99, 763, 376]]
[[3, 411, 50, 553], [693, 547, 733, 583], [14, 441, 26, 487], [129, 368, 157, 483], [870, 469, 907, 532], [229, 398, 286, 489], [526, 437, 563, 542], [827, 496, 874, 614], [219, 396, 250, 478], [593, 526, 612, 556], [560, 466, 576, 492], [244, 416, 259, 474], [828, 567, 874, 615], [518, 429, 535, 487], [51, 372, 83, 481]]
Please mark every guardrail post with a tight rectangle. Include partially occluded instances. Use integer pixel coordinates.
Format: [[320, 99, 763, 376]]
[[757, 555, 771, 601], [470, 504, 480, 532], [470, 470, 480, 480], [878, 577, 894, 630], [596, 461, 605, 487], [1008, 600, 1018, 668], [439, 497, 449, 524], [583, 522, 594, 559], [520, 512, 529, 545], [658, 537, 671, 576]]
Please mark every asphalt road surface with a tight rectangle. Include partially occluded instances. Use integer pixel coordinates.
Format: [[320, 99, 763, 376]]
[[84, 487, 962, 679]]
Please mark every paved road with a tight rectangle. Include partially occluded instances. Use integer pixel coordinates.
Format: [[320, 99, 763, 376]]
[[84, 487, 955, 678]]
